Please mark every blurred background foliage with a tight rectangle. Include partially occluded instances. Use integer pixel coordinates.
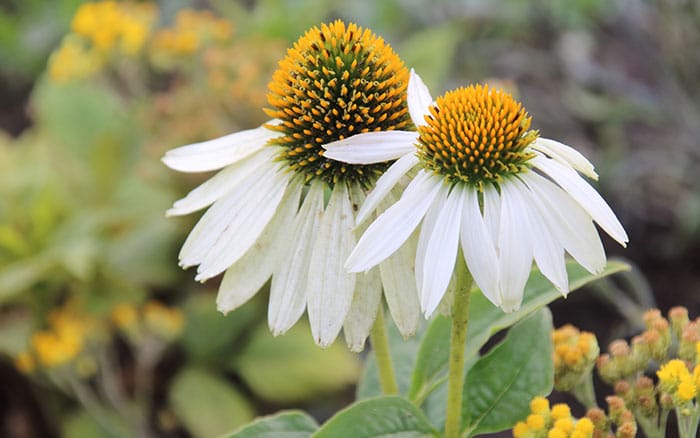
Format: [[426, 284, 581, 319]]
[[0, 0, 698, 436]]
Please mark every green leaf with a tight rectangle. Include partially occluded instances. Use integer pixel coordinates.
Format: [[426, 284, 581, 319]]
[[462, 308, 554, 436], [0, 256, 53, 304], [356, 317, 423, 400], [313, 396, 438, 438], [181, 292, 262, 362], [233, 321, 360, 403], [224, 411, 318, 438], [408, 260, 628, 405], [169, 368, 255, 438]]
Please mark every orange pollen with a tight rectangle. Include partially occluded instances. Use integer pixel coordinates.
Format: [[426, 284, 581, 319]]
[[416, 84, 538, 189]]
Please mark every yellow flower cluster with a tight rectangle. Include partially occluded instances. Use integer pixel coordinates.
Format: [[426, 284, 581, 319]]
[[552, 325, 599, 391], [15, 305, 95, 371], [71, 1, 157, 54], [111, 300, 184, 342], [151, 8, 233, 58], [656, 359, 700, 404], [513, 397, 594, 438]]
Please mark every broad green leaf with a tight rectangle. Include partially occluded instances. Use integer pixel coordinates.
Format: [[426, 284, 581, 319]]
[[356, 317, 423, 400], [224, 411, 318, 438], [232, 322, 359, 403], [408, 260, 628, 405], [462, 308, 554, 436], [62, 409, 130, 438], [313, 396, 439, 438], [0, 256, 53, 304], [169, 368, 255, 438], [181, 292, 262, 362]]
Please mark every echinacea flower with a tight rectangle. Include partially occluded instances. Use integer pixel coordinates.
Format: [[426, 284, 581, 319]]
[[163, 21, 420, 350], [324, 70, 628, 315]]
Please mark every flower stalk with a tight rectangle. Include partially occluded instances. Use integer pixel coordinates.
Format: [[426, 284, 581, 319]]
[[444, 256, 473, 438], [370, 305, 399, 395]]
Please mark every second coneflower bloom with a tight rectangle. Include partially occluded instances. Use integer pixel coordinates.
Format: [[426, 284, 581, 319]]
[[163, 21, 419, 350], [324, 71, 628, 315]]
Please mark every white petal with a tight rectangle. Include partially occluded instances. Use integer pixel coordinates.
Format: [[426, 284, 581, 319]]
[[345, 170, 442, 272], [356, 153, 420, 225], [167, 147, 279, 217], [268, 181, 325, 335], [415, 186, 447, 295], [162, 121, 281, 173], [482, 184, 501, 244], [529, 138, 598, 180], [343, 269, 382, 352], [178, 160, 282, 269], [511, 178, 569, 295], [323, 131, 418, 164], [460, 187, 501, 307], [215, 180, 302, 313], [420, 185, 464, 317], [343, 186, 382, 352], [408, 69, 433, 127], [307, 183, 357, 348], [522, 172, 606, 274], [194, 170, 290, 281], [377, 192, 421, 338], [498, 181, 534, 312], [532, 155, 628, 246]]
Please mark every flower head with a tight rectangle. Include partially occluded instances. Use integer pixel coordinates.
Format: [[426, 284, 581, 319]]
[[324, 70, 628, 314], [163, 21, 418, 350]]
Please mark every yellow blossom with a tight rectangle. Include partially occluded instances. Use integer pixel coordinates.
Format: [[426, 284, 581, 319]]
[[526, 414, 546, 431], [551, 404, 571, 420], [553, 417, 573, 434], [530, 396, 550, 414], [31, 329, 82, 367], [111, 303, 139, 330], [14, 351, 35, 373], [678, 377, 697, 401], [513, 422, 529, 438], [144, 301, 184, 340]]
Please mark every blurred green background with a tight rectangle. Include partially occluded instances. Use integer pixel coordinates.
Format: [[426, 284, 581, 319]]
[[0, 0, 699, 436]]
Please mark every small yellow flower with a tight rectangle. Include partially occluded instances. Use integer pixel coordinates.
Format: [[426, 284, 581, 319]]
[[572, 417, 594, 437], [551, 404, 571, 421], [677, 377, 697, 401], [553, 417, 574, 434], [31, 329, 82, 367], [14, 351, 35, 373], [144, 301, 184, 340], [111, 303, 139, 329], [512, 422, 529, 438], [526, 414, 546, 431], [530, 396, 550, 414], [547, 428, 567, 438]]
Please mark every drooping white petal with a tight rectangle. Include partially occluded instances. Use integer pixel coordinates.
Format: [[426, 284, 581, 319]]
[[420, 185, 464, 317], [307, 183, 357, 348], [178, 160, 283, 269], [482, 184, 501, 244], [377, 192, 421, 338], [460, 187, 501, 307], [511, 178, 569, 295], [216, 180, 303, 313], [268, 181, 325, 336], [162, 121, 282, 173], [195, 169, 290, 281], [532, 155, 628, 246], [522, 172, 606, 274], [415, 185, 448, 294], [345, 170, 442, 272], [408, 68, 433, 127], [498, 181, 534, 312], [343, 186, 382, 352], [529, 138, 598, 180], [343, 269, 382, 352], [167, 147, 279, 217], [323, 131, 418, 164], [355, 153, 420, 225]]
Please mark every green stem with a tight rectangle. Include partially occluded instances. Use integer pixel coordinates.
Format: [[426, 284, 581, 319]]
[[570, 373, 598, 409], [444, 259, 473, 438], [370, 305, 398, 396]]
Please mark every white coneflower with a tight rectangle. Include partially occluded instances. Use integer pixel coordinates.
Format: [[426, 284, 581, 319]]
[[324, 70, 628, 316], [163, 21, 420, 350]]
